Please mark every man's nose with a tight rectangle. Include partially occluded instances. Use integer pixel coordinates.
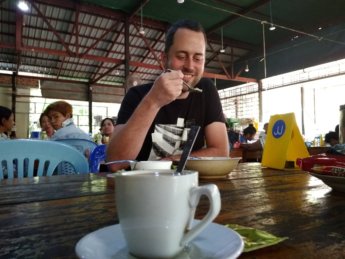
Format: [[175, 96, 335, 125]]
[[183, 56, 194, 70]]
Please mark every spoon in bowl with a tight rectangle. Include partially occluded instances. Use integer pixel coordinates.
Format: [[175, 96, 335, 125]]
[[175, 125, 200, 175]]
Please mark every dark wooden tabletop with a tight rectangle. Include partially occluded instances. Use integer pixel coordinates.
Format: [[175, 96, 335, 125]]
[[1, 163, 345, 258]]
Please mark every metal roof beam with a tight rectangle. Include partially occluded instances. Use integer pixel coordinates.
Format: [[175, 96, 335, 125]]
[[206, 0, 270, 35]]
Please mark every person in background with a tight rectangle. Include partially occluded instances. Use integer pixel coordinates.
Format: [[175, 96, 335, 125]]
[[240, 124, 257, 143], [227, 126, 240, 150], [335, 124, 339, 138], [258, 122, 269, 146], [107, 19, 229, 171], [240, 123, 268, 151], [39, 112, 55, 139], [44, 101, 91, 141], [324, 131, 339, 147], [100, 118, 115, 144], [0, 106, 15, 141]]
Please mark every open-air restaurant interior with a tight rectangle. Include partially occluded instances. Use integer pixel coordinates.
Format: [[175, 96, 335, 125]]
[[1, 0, 345, 258]]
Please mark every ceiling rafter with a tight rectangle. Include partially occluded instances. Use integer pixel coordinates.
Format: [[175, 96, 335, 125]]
[[27, 0, 74, 55], [57, 2, 80, 79], [15, 9, 23, 74], [132, 30, 165, 75], [133, 23, 164, 70], [90, 23, 125, 83], [206, 0, 271, 35], [207, 42, 232, 79]]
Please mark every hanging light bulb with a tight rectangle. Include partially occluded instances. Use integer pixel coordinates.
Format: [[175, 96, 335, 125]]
[[269, 23, 276, 31], [269, 0, 276, 31], [139, 5, 145, 35], [17, 0, 29, 12], [245, 62, 249, 72], [177, 0, 185, 3], [220, 27, 225, 53]]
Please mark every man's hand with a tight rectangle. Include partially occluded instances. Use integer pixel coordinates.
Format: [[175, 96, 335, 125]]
[[146, 70, 188, 108]]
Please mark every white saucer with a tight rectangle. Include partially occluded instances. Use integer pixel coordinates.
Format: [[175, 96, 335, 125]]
[[75, 220, 244, 259]]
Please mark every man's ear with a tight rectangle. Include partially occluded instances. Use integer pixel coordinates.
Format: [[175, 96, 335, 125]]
[[66, 113, 72, 119]]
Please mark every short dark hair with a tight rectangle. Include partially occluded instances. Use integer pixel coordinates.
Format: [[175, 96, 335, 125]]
[[325, 131, 339, 143], [164, 19, 207, 53], [243, 124, 257, 136], [0, 106, 13, 126]]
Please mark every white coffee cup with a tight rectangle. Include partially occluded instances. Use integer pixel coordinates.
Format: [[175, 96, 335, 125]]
[[132, 160, 172, 170], [115, 170, 221, 258]]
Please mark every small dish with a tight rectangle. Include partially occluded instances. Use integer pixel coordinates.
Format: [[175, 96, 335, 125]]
[[310, 172, 345, 192], [186, 157, 241, 178], [75, 220, 244, 259]]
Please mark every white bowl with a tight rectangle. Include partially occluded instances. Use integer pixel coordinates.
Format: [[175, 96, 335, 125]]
[[185, 157, 241, 179], [132, 161, 172, 170]]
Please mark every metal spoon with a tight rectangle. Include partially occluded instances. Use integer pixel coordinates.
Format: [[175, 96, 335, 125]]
[[175, 125, 201, 175], [165, 69, 203, 93]]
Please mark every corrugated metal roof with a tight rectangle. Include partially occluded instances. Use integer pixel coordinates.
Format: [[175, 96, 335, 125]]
[[1, 0, 345, 100]]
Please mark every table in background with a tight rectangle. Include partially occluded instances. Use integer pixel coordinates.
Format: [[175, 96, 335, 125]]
[[230, 148, 262, 162], [1, 164, 345, 258], [308, 146, 330, 155]]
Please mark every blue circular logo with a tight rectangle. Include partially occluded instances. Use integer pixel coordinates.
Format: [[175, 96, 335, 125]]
[[272, 120, 286, 139]]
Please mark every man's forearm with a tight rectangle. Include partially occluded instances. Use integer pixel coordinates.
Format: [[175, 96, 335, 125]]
[[107, 97, 160, 163]]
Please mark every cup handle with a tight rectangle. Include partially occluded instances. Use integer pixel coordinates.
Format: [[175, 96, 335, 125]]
[[180, 184, 221, 246]]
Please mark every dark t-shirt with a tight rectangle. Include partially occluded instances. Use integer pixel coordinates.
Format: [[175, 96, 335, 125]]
[[117, 78, 225, 160]]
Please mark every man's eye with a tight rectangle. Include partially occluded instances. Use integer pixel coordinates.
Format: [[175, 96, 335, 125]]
[[177, 55, 186, 60], [194, 56, 204, 62]]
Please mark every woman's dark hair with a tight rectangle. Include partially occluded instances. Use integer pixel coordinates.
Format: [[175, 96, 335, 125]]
[[243, 124, 257, 136], [39, 112, 49, 127], [0, 106, 13, 126], [164, 19, 207, 53]]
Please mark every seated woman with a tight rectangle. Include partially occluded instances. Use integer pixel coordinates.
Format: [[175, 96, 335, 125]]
[[39, 112, 55, 139], [44, 101, 91, 141], [0, 106, 15, 141], [100, 117, 115, 144]]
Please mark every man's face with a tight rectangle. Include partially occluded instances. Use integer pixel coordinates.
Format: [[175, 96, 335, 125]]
[[164, 28, 206, 88], [48, 111, 69, 130]]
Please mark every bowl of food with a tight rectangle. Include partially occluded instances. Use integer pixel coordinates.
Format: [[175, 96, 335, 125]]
[[185, 157, 241, 179]]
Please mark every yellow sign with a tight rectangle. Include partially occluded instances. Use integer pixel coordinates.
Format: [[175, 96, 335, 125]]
[[262, 113, 309, 169]]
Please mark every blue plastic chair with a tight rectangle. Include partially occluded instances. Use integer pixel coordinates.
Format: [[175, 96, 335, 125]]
[[89, 144, 107, 173], [55, 138, 98, 158], [0, 139, 89, 179]]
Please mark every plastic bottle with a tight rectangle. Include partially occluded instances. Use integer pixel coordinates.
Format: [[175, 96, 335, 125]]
[[30, 122, 40, 139], [41, 131, 48, 140]]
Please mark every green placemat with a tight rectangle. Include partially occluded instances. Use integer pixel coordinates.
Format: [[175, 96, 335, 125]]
[[226, 224, 288, 252]]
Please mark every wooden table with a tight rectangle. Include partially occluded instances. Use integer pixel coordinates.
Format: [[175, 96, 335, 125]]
[[1, 164, 345, 258], [230, 148, 263, 162]]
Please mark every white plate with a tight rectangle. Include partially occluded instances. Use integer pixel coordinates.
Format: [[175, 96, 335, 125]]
[[75, 220, 244, 259], [310, 172, 345, 192]]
